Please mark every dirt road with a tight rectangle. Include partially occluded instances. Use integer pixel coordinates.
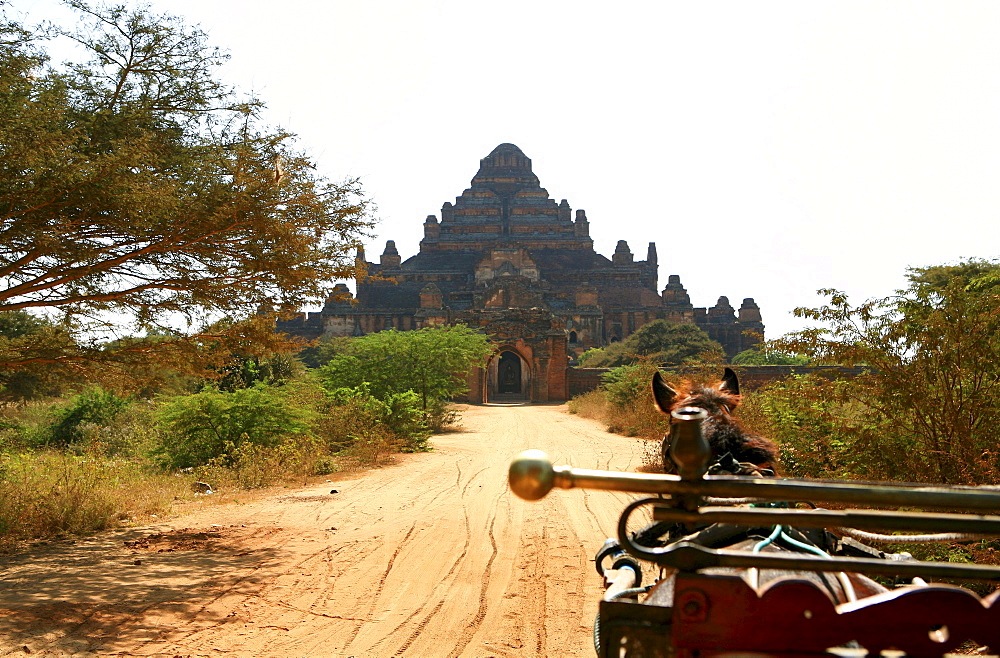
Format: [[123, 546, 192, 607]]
[[0, 403, 652, 657]]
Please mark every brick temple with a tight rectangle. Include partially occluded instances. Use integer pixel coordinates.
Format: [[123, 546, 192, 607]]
[[279, 144, 764, 402]]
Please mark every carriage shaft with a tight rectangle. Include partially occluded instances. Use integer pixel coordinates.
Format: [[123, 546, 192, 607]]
[[651, 506, 1000, 535], [544, 463, 1000, 512], [669, 542, 1000, 581]]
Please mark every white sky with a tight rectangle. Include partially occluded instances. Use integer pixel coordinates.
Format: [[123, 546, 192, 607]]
[[14, 0, 1000, 338]]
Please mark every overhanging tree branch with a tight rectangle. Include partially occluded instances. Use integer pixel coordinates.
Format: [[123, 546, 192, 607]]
[[0, 1, 374, 376]]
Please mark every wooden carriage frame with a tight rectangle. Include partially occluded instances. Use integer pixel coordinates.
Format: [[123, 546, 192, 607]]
[[509, 407, 1000, 657]]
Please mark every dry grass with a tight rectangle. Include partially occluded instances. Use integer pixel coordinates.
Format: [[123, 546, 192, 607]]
[[0, 451, 187, 548], [0, 438, 389, 548], [567, 389, 608, 421], [0, 388, 453, 547], [570, 389, 668, 440], [0, 429, 411, 548], [569, 389, 668, 472]]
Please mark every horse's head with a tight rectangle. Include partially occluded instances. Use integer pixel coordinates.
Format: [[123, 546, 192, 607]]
[[652, 367, 742, 420], [651, 368, 778, 475]]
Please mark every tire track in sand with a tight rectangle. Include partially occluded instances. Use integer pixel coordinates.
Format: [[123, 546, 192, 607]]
[[446, 489, 503, 658], [339, 522, 419, 650], [385, 463, 484, 656]]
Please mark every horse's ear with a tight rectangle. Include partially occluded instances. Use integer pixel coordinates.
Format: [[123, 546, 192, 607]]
[[651, 371, 678, 414], [721, 367, 740, 396]]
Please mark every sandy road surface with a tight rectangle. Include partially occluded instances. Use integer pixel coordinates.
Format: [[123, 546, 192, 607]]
[[0, 403, 652, 657]]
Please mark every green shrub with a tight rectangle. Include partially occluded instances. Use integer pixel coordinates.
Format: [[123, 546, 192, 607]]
[[342, 423, 403, 467], [313, 392, 376, 454], [424, 398, 459, 433], [601, 363, 660, 409], [195, 436, 321, 489], [156, 383, 309, 469], [326, 385, 430, 453], [316, 387, 401, 467], [381, 390, 431, 450], [45, 388, 130, 448], [77, 402, 162, 459]]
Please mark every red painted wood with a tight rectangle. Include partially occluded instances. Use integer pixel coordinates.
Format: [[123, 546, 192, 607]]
[[668, 573, 1000, 655]]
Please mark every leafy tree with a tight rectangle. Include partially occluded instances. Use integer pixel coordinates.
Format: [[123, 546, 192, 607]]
[[579, 320, 725, 367], [0, 311, 79, 401], [576, 347, 606, 367], [317, 325, 491, 427], [0, 3, 372, 378], [905, 258, 1000, 294], [297, 336, 353, 369], [770, 259, 1000, 484]]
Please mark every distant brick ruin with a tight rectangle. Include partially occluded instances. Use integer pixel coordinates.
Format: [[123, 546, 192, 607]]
[[278, 144, 764, 402]]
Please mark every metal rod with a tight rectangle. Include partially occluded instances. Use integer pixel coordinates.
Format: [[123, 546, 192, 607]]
[[651, 506, 1000, 535], [508, 451, 1000, 512]]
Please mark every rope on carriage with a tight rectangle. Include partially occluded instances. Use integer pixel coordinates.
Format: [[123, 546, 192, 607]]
[[835, 526, 992, 544], [747, 525, 784, 592], [780, 527, 858, 601], [749, 524, 858, 601]]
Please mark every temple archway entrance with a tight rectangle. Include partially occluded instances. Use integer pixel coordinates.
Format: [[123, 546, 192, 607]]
[[498, 351, 521, 393], [487, 349, 530, 401]]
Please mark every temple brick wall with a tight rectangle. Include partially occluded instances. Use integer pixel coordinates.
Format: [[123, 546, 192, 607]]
[[567, 368, 611, 398]]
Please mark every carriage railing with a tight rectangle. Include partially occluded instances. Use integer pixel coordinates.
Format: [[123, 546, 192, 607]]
[[508, 406, 1000, 582]]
